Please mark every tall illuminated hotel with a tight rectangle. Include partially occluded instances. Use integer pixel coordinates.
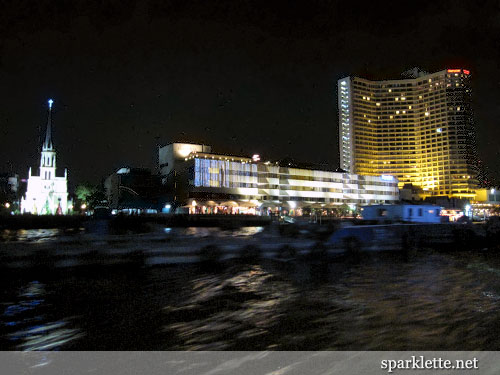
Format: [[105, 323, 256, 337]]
[[338, 68, 478, 199]]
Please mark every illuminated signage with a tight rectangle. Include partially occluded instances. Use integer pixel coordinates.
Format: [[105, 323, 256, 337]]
[[447, 69, 461, 73], [381, 175, 394, 181], [463, 69, 470, 75]]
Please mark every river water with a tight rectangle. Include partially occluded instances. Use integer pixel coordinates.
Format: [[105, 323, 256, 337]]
[[1, 228, 500, 350]]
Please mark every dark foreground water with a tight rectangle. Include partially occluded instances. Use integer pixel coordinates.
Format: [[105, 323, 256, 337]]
[[1, 229, 500, 350]]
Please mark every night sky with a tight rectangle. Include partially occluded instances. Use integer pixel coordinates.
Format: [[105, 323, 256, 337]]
[[1, 0, 500, 188]]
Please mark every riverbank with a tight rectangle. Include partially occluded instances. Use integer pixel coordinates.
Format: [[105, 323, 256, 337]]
[[1, 221, 498, 269], [0, 214, 272, 230]]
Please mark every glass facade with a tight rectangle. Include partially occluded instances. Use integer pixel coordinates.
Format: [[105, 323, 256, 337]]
[[193, 158, 258, 188], [187, 155, 399, 208]]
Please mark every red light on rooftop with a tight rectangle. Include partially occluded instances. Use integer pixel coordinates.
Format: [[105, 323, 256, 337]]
[[447, 69, 461, 73], [463, 69, 470, 75]]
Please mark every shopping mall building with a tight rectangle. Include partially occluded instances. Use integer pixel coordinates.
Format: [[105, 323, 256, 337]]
[[159, 143, 399, 215]]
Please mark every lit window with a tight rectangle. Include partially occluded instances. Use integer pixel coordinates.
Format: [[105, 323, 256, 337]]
[[388, 89, 392, 92], [457, 107, 460, 111], [409, 106, 412, 109], [395, 98, 399, 101], [376, 103, 381, 106], [396, 110, 400, 114], [425, 112, 430, 116]]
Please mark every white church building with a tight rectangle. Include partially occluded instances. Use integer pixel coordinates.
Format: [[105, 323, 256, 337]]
[[21, 99, 72, 215]]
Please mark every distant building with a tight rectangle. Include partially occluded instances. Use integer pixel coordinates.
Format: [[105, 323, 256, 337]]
[[21, 100, 71, 215], [399, 183, 424, 202], [159, 142, 399, 215], [338, 68, 478, 199], [104, 167, 163, 213], [0, 173, 18, 196], [159, 142, 212, 180], [0, 173, 19, 211]]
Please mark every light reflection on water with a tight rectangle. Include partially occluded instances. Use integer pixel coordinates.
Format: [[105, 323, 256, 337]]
[[163, 266, 286, 350], [1, 237, 500, 350], [1, 281, 83, 351], [158, 253, 500, 350], [171, 226, 265, 238], [0, 229, 62, 243], [1, 226, 264, 242]]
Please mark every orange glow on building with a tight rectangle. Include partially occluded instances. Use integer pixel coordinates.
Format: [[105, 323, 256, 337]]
[[338, 69, 478, 199]]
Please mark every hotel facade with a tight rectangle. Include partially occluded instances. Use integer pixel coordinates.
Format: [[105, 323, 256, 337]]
[[338, 68, 478, 199], [159, 143, 399, 215]]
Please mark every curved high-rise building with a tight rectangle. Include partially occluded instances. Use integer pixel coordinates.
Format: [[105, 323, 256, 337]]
[[338, 68, 478, 199]]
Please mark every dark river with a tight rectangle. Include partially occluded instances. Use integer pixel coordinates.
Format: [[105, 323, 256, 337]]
[[1, 228, 500, 350]]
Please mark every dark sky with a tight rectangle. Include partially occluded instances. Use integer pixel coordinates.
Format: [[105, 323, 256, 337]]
[[1, 0, 500, 187]]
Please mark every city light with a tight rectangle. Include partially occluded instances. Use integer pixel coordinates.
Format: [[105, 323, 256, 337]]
[[4, 202, 10, 208], [465, 204, 471, 217], [81, 203, 87, 209], [48, 99, 53, 108], [177, 145, 195, 157]]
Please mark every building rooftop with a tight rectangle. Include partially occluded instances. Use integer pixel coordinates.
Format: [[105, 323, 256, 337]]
[[185, 151, 253, 163]]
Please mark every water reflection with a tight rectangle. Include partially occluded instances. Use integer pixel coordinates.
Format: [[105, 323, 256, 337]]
[[173, 227, 264, 238], [1, 250, 500, 350], [0, 229, 62, 243], [0, 226, 264, 243], [160, 253, 500, 350], [1, 281, 82, 351], [163, 265, 289, 350]]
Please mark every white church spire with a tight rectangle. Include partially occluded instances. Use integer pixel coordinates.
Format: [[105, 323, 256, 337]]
[[40, 99, 56, 172], [42, 99, 54, 151]]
